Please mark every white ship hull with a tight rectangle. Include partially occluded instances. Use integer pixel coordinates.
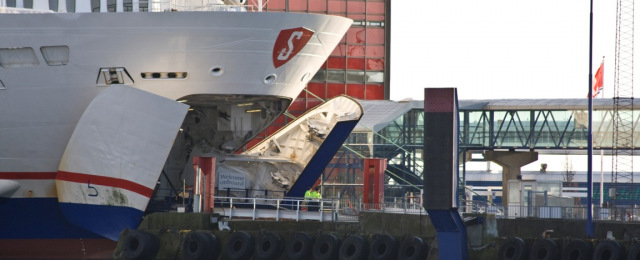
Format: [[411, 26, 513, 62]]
[[0, 9, 351, 255], [0, 11, 350, 170]]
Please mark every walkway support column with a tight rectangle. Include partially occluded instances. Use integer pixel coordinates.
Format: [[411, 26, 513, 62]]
[[484, 151, 537, 205]]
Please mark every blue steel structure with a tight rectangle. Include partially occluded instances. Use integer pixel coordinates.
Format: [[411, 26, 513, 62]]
[[422, 88, 467, 260]]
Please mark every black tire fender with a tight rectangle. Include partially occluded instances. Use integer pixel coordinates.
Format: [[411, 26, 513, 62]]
[[369, 234, 398, 260], [286, 232, 313, 260], [528, 238, 558, 260], [397, 236, 428, 260], [312, 234, 341, 260], [498, 237, 527, 260], [122, 229, 160, 260], [182, 231, 220, 260], [339, 235, 368, 260], [592, 240, 623, 260], [225, 231, 254, 260], [627, 242, 640, 260], [561, 239, 592, 260], [254, 231, 283, 260]]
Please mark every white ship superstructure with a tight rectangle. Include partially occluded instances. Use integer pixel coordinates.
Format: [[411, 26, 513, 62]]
[[0, 0, 351, 257]]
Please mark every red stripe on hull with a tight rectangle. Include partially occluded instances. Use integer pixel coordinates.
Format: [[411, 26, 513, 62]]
[[56, 171, 153, 198], [0, 172, 57, 179], [0, 239, 116, 259]]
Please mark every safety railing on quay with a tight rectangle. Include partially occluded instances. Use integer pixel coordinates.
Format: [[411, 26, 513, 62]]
[[212, 196, 345, 222], [209, 197, 429, 222], [155, 192, 640, 223], [459, 200, 640, 222]]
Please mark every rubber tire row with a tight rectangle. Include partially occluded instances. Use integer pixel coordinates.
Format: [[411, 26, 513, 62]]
[[222, 232, 428, 260], [289, 233, 429, 260], [122, 230, 429, 260], [499, 237, 633, 260]]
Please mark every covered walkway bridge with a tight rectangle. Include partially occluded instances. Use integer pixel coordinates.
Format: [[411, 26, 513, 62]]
[[323, 98, 640, 198]]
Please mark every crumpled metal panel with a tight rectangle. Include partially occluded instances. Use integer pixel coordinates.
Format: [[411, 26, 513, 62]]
[[216, 95, 363, 198]]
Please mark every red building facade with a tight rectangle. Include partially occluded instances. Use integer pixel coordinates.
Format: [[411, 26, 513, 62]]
[[247, 0, 390, 147]]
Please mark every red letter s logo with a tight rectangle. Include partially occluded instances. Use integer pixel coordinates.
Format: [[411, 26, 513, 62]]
[[273, 27, 314, 68]]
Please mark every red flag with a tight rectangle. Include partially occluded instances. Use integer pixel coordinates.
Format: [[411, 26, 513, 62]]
[[591, 60, 604, 98]]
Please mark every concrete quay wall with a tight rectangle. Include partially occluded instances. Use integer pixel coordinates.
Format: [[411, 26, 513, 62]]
[[113, 211, 640, 259]]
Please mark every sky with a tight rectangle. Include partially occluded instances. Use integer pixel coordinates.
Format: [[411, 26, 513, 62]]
[[389, 1, 638, 172], [390, 1, 618, 101]]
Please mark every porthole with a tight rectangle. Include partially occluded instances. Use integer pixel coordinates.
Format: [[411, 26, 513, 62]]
[[263, 74, 276, 85], [210, 67, 224, 77]]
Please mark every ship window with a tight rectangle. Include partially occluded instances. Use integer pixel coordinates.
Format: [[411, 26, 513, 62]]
[[106, 0, 116, 12], [0, 47, 40, 68], [48, 0, 58, 11], [138, 0, 148, 12], [40, 46, 69, 66], [96, 67, 134, 86], [141, 72, 188, 79]]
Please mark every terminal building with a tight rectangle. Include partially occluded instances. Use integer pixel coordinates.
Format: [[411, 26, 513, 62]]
[[327, 98, 640, 210]]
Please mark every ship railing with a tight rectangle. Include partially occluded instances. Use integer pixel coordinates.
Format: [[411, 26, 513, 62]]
[[0, 6, 54, 13], [148, 0, 248, 12], [0, 0, 249, 13]]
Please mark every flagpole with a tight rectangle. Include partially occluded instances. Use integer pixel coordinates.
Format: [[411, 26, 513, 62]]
[[586, 0, 594, 238], [599, 57, 605, 209]]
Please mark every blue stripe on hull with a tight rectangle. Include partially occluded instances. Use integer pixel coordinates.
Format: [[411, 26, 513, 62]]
[[59, 202, 143, 241], [0, 198, 101, 239]]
